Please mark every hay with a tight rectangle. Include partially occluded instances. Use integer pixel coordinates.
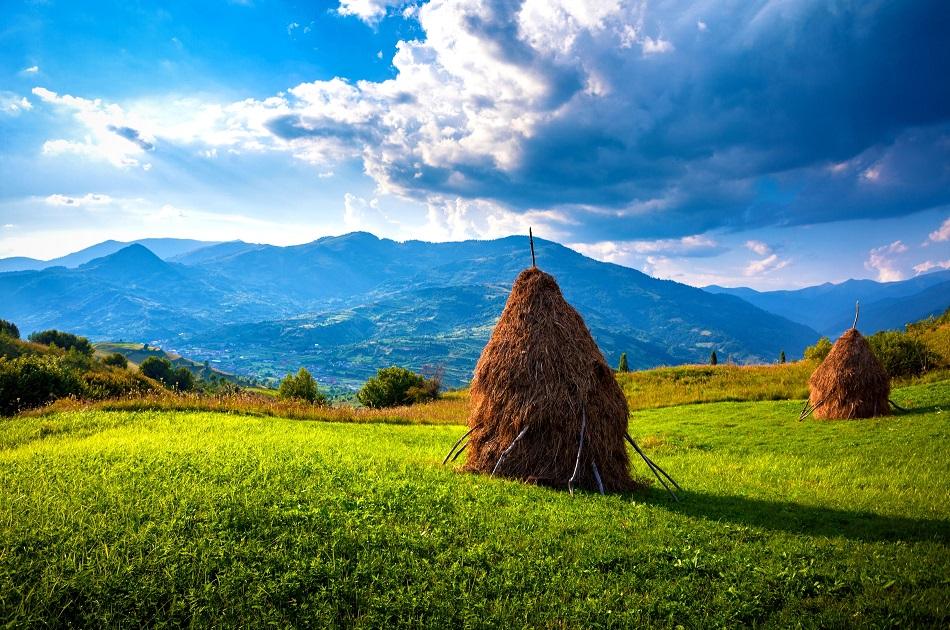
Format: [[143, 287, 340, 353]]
[[462, 267, 641, 491], [807, 328, 890, 419]]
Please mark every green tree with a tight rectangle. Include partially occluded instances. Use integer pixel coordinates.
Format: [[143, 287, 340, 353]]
[[173, 367, 196, 392], [27, 330, 94, 355], [709, 350, 718, 366], [278, 367, 326, 404], [357, 366, 436, 408], [866, 330, 935, 377], [617, 352, 630, 373], [804, 337, 833, 362], [779, 350, 786, 364], [0, 354, 84, 415], [0, 320, 19, 339], [139, 356, 175, 386], [102, 353, 129, 368]]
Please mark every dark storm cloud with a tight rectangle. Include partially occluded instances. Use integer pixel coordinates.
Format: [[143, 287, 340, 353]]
[[106, 124, 154, 151], [417, 1, 949, 238]]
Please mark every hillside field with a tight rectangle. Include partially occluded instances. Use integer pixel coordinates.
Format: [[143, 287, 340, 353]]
[[1, 379, 948, 626]]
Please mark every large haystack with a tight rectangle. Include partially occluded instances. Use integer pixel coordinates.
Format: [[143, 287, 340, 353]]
[[458, 266, 640, 492], [806, 328, 890, 419]]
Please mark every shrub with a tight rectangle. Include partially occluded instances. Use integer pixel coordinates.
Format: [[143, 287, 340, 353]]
[[0, 354, 84, 415], [27, 330, 94, 355], [357, 366, 437, 408], [866, 330, 936, 378], [0, 320, 19, 339], [81, 369, 158, 400], [139, 357, 175, 386], [173, 367, 196, 392], [278, 367, 326, 404], [102, 352, 129, 368], [779, 350, 786, 364], [804, 337, 833, 362], [618, 352, 630, 373], [709, 351, 718, 366]]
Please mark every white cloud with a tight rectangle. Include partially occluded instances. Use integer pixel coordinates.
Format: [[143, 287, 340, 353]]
[[744, 253, 789, 276], [20, 65, 39, 74], [865, 240, 908, 281], [0, 92, 32, 115], [642, 36, 674, 55], [287, 22, 300, 35], [572, 235, 721, 264], [32, 87, 156, 169], [928, 216, 950, 243], [697, 20, 707, 31], [913, 259, 950, 274], [45, 193, 114, 207], [337, 0, 401, 23], [744, 240, 771, 256], [3, 224, 13, 229]]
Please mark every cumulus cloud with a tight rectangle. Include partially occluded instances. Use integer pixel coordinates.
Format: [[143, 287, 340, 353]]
[[0, 92, 31, 115], [30, 0, 950, 242], [745, 253, 789, 277], [745, 240, 771, 256], [572, 235, 724, 265], [865, 240, 909, 281], [32, 87, 155, 169], [929, 217, 950, 243], [741, 240, 788, 276], [641, 36, 674, 55], [337, 0, 403, 23], [913, 259, 950, 274]]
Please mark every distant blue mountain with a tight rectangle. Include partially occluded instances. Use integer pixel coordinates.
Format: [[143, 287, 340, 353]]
[[0, 238, 218, 272], [706, 270, 950, 336], [0, 233, 819, 386]]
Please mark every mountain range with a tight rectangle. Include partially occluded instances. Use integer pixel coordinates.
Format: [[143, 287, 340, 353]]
[[0, 238, 219, 272], [705, 270, 950, 337], [1, 234, 946, 387]]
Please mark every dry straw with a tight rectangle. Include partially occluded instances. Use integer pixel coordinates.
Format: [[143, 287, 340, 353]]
[[803, 325, 890, 420], [450, 265, 642, 492]]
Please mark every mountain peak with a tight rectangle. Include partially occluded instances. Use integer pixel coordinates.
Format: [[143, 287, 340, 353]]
[[81, 243, 171, 274]]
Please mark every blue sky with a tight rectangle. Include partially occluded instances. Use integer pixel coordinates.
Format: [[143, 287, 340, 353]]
[[1, 0, 948, 289]]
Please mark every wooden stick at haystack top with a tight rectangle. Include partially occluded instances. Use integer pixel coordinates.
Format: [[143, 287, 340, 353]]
[[442, 229, 680, 500]]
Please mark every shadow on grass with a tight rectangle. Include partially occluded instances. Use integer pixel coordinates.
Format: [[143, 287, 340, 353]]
[[638, 488, 950, 544]]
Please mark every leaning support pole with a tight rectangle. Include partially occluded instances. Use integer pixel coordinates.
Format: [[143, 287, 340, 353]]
[[451, 440, 470, 462], [889, 398, 909, 412], [624, 432, 679, 502], [591, 461, 605, 496], [568, 407, 587, 496], [492, 425, 530, 476], [442, 427, 475, 465], [852, 300, 860, 329], [799, 396, 826, 422]]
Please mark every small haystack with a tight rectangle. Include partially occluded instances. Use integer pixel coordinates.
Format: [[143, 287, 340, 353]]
[[443, 247, 679, 497], [801, 310, 890, 420]]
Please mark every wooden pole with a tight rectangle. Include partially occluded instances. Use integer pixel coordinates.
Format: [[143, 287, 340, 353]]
[[852, 301, 860, 329], [568, 406, 587, 496], [529, 227, 536, 268], [492, 425, 530, 476]]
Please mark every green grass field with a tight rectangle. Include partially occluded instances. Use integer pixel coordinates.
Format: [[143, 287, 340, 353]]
[[1, 380, 948, 626]]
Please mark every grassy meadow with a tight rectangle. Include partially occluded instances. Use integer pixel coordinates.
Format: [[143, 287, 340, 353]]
[[1, 375, 948, 626]]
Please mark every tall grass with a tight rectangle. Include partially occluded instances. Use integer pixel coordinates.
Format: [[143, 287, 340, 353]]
[[28, 389, 470, 425], [22, 361, 945, 425]]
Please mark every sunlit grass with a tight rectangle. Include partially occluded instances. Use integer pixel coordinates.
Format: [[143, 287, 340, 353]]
[[0, 379, 947, 626]]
